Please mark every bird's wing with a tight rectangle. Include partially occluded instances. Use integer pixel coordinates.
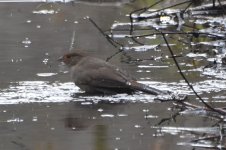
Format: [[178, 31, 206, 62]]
[[71, 58, 166, 95], [75, 65, 131, 89]]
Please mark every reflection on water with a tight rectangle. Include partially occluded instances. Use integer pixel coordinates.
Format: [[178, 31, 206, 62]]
[[94, 125, 108, 150], [157, 126, 220, 135], [64, 116, 87, 130], [0, 0, 226, 150], [0, 79, 225, 104], [157, 126, 226, 149], [0, 81, 78, 104]]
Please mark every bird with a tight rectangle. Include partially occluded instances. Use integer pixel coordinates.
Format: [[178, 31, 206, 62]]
[[58, 51, 167, 95]]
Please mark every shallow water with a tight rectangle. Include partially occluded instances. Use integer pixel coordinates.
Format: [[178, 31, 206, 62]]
[[0, 0, 226, 150]]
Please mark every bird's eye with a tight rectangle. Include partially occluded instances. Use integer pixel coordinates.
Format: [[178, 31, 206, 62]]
[[65, 55, 71, 59]]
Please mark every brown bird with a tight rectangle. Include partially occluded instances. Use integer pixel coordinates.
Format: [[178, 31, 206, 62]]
[[59, 51, 166, 95]]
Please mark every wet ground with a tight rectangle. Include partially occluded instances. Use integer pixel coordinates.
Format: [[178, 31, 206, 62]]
[[0, 0, 226, 150]]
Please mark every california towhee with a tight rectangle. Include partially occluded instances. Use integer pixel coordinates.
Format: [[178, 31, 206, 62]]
[[59, 51, 166, 95]]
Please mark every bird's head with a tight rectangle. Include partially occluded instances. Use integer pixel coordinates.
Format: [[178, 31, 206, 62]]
[[58, 52, 86, 67]]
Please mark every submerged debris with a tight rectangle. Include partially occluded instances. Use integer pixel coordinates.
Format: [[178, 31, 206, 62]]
[[94, 1, 226, 149]]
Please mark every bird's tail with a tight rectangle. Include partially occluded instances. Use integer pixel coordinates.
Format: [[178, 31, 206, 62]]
[[129, 81, 167, 95]]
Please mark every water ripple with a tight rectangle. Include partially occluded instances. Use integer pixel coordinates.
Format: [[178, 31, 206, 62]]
[[0, 79, 225, 105]]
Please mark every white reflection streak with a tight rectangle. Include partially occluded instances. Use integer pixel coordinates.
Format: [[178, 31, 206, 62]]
[[160, 126, 219, 135], [0, 79, 225, 104], [70, 30, 76, 51]]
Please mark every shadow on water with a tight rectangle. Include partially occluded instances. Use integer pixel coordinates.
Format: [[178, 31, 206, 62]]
[[0, 0, 226, 150]]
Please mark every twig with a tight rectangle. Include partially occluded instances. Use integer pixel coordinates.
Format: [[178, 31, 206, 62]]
[[88, 17, 121, 48], [217, 0, 226, 14], [161, 33, 226, 115], [182, 1, 193, 14], [106, 49, 124, 62], [88, 17, 125, 61], [135, 0, 192, 21], [156, 111, 181, 125], [129, 0, 164, 45]]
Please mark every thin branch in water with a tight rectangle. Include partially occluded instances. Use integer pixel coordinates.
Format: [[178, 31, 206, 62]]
[[88, 17, 125, 61], [136, 0, 192, 21], [88, 17, 120, 48], [182, 1, 193, 13], [161, 33, 226, 115], [156, 111, 181, 126], [128, 0, 164, 45], [113, 31, 223, 39], [106, 49, 124, 62], [217, 0, 226, 14]]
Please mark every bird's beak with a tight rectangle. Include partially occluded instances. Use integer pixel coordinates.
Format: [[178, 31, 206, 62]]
[[58, 56, 63, 62]]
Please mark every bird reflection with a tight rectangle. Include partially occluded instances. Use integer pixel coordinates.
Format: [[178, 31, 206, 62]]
[[64, 116, 87, 131]]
